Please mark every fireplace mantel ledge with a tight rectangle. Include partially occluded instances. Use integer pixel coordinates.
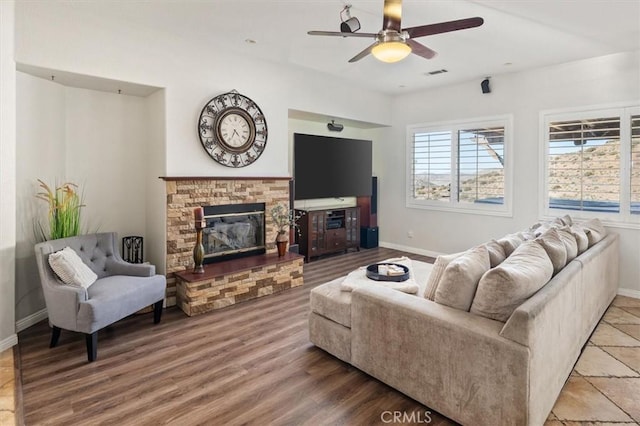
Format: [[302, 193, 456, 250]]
[[159, 176, 292, 181]]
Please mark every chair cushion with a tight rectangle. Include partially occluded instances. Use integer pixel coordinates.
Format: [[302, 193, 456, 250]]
[[76, 274, 166, 333], [48, 246, 97, 288]]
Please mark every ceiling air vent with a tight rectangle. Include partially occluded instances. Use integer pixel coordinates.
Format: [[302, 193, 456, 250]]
[[425, 69, 448, 76]]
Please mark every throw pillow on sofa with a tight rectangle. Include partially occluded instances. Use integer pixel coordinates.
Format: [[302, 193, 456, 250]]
[[580, 218, 607, 247], [569, 225, 589, 254], [534, 228, 567, 275], [434, 245, 490, 311], [423, 251, 465, 301], [470, 241, 553, 322], [556, 226, 578, 262], [497, 233, 523, 257], [48, 246, 98, 289], [484, 239, 506, 267]]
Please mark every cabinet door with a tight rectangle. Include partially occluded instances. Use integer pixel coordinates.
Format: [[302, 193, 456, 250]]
[[345, 208, 360, 246], [310, 212, 325, 253]]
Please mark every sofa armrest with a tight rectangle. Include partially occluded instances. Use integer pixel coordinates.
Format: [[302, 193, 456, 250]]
[[44, 282, 88, 330], [350, 286, 530, 426], [106, 258, 155, 277]]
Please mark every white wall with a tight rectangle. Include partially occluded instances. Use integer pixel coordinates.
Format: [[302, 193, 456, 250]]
[[15, 72, 65, 321], [379, 51, 640, 294], [15, 72, 156, 322], [0, 0, 17, 350], [14, 1, 392, 180]]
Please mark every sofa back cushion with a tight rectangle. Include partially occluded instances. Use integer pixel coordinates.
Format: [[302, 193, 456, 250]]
[[484, 239, 507, 267], [470, 241, 554, 322], [497, 233, 523, 257], [569, 225, 589, 255], [556, 226, 578, 262], [434, 245, 490, 311]]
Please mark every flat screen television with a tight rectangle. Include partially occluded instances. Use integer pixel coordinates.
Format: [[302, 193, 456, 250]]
[[294, 133, 372, 200]]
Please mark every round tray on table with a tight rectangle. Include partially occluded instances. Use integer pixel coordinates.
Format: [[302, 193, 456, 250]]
[[365, 263, 410, 282]]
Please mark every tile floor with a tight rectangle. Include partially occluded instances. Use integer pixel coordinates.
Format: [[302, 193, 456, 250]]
[[1, 296, 638, 425], [0, 348, 15, 426]]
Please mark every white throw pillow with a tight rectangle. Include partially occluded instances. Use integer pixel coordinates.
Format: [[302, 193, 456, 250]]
[[434, 245, 490, 311], [48, 246, 98, 289]]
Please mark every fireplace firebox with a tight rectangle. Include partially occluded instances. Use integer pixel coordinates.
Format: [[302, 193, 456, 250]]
[[202, 203, 266, 263]]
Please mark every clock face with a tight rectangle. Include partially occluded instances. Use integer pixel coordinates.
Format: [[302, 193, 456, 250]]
[[198, 91, 268, 168]]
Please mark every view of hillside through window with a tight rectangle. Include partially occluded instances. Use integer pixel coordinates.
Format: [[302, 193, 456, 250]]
[[412, 128, 505, 205], [547, 117, 621, 213]]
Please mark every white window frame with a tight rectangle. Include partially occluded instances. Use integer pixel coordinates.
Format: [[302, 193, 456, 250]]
[[539, 102, 640, 229], [406, 114, 513, 217]]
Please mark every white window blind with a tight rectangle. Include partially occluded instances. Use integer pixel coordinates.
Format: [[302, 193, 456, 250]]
[[458, 127, 505, 205], [547, 117, 621, 213], [632, 114, 640, 215], [411, 131, 452, 202]]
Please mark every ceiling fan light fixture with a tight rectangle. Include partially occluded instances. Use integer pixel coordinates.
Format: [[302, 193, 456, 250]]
[[372, 41, 411, 63]]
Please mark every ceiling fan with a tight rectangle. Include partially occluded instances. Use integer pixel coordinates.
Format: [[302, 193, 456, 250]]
[[308, 0, 484, 63]]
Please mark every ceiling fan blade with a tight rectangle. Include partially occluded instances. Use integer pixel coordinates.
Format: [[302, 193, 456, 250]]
[[404, 17, 484, 39], [308, 30, 377, 38], [348, 43, 377, 63], [382, 0, 402, 32], [407, 39, 437, 60]]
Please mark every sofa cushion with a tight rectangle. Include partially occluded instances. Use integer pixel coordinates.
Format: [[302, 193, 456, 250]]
[[484, 240, 506, 267], [556, 226, 578, 262], [48, 246, 98, 289], [423, 251, 465, 301], [581, 218, 607, 247], [310, 278, 352, 328], [497, 234, 523, 257], [470, 241, 554, 322], [560, 214, 573, 226], [569, 225, 589, 254], [434, 245, 490, 311], [534, 228, 567, 275]]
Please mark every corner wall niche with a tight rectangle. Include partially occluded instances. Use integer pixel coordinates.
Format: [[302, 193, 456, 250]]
[[162, 176, 293, 307]]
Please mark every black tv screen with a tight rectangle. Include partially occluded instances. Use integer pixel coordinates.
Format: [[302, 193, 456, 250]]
[[294, 133, 372, 200]]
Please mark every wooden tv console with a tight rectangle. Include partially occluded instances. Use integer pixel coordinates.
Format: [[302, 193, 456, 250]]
[[295, 206, 360, 262]]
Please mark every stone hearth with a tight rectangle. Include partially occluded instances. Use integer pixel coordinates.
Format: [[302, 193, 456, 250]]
[[163, 177, 291, 307]]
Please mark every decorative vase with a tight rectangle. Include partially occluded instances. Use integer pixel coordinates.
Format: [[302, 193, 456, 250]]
[[193, 225, 205, 274], [276, 231, 288, 257]]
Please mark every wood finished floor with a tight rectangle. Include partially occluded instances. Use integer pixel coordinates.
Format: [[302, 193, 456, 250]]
[[18, 247, 452, 426]]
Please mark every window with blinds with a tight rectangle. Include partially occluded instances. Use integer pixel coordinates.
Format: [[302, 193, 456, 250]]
[[547, 117, 621, 213], [411, 131, 452, 202], [407, 115, 511, 215], [632, 115, 640, 215], [458, 127, 505, 205]]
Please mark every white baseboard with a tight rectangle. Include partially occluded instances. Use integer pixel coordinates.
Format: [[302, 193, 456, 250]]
[[16, 308, 48, 333], [379, 241, 443, 258], [617, 288, 640, 299], [0, 333, 18, 353]]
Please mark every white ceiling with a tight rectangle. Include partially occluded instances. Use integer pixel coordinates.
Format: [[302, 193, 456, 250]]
[[31, 0, 640, 96]]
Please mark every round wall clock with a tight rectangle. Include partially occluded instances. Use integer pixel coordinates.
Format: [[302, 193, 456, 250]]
[[198, 90, 268, 168]]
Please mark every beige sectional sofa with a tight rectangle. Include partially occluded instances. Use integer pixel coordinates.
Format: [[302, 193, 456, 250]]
[[309, 220, 619, 426]]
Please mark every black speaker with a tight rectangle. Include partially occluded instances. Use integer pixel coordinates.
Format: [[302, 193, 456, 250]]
[[360, 227, 379, 249], [481, 78, 491, 94], [371, 176, 378, 214]]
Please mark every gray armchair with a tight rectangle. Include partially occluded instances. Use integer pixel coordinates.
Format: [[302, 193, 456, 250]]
[[34, 233, 166, 362]]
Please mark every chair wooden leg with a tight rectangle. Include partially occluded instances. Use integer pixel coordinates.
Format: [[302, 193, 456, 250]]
[[50, 326, 61, 348], [153, 301, 163, 324], [86, 332, 98, 362]]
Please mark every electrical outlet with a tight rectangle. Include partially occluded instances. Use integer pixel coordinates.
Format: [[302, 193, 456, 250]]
[[407, 230, 414, 239]]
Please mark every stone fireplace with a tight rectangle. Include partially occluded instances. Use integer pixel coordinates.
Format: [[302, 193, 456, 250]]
[[162, 177, 295, 308]]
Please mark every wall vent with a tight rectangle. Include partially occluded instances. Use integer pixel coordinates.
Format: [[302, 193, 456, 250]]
[[425, 69, 448, 76]]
